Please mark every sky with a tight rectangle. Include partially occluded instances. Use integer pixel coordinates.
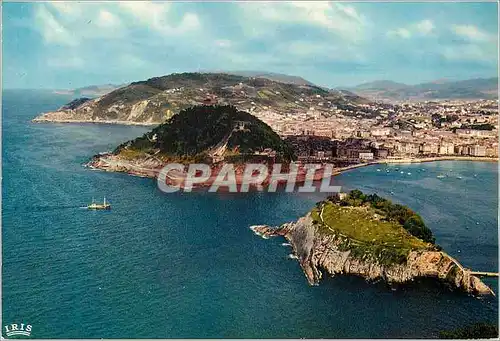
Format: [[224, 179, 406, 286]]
[[2, 1, 498, 89]]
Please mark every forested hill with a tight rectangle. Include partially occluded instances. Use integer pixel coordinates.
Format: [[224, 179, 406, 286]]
[[114, 105, 295, 162]]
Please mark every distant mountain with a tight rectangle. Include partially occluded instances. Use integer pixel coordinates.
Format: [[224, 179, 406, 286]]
[[53, 83, 127, 97], [34, 72, 371, 125], [353, 80, 409, 91], [349, 77, 498, 101]]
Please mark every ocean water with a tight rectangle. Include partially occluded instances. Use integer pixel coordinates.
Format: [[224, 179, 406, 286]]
[[2, 90, 498, 338]]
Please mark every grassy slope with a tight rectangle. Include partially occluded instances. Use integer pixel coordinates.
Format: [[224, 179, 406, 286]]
[[311, 201, 431, 265]]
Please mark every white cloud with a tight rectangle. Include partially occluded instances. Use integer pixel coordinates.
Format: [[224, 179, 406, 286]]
[[35, 5, 76, 46], [451, 24, 496, 43], [387, 28, 411, 39], [334, 3, 365, 24], [49, 2, 81, 17], [23, 1, 497, 85], [32, 1, 203, 71], [118, 2, 170, 26], [415, 19, 434, 35], [239, 2, 366, 41], [118, 2, 199, 36], [445, 25, 497, 63], [96, 10, 122, 29], [388, 19, 434, 39], [177, 13, 201, 33], [35, 2, 200, 46], [35, 3, 127, 47], [441, 44, 496, 63]]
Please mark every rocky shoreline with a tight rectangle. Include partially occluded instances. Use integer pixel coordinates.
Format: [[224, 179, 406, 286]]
[[87, 152, 498, 183], [250, 213, 494, 296], [32, 114, 161, 126], [85, 153, 163, 178], [85, 153, 333, 188]]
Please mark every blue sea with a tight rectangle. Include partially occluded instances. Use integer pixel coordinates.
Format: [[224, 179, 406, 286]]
[[2, 90, 498, 338]]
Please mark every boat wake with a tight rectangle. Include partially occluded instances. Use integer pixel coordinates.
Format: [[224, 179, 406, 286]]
[[23, 205, 85, 213]]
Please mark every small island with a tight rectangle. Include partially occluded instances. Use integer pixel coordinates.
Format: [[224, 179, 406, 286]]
[[251, 190, 495, 295]]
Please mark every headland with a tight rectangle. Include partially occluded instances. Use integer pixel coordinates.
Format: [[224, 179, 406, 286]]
[[250, 190, 496, 295]]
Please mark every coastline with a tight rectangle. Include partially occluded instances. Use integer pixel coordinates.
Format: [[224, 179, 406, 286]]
[[86, 153, 498, 182], [333, 156, 498, 175], [250, 212, 495, 296], [32, 117, 161, 127]]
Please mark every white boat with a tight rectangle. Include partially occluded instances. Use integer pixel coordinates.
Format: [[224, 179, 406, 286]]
[[437, 174, 446, 179], [87, 197, 111, 210]]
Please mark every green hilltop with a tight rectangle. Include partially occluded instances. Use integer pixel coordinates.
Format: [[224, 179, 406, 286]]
[[311, 190, 437, 265], [114, 105, 295, 163]]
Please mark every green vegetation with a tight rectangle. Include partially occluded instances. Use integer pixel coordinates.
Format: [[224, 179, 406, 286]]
[[332, 190, 435, 244], [97, 84, 162, 107], [114, 105, 295, 163], [61, 97, 91, 110], [432, 113, 459, 127], [460, 123, 495, 131], [53, 72, 371, 124], [439, 323, 498, 339], [134, 72, 247, 91], [119, 148, 148, 160], [310, 190, 437, 265]]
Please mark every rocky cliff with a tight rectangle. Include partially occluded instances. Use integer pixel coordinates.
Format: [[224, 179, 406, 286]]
[[251, 213, 494, 295]]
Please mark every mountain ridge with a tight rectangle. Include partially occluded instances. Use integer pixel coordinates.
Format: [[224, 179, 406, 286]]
[[348, 77, 498, 101], [52, 83, 127, 97], [33, 72, 370, 126], [223, 71, 315, 86]]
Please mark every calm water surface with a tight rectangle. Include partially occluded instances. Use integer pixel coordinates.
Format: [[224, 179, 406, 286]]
[[2, 90, 498, 338]]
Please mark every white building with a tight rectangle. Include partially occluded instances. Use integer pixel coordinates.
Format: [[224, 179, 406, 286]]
[[359, 152, 374, 160], [438, 142, 455, 155], [470, 145, 486, 157], [371, 127, 392, 137]]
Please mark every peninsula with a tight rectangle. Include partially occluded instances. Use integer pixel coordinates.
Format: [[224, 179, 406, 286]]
[[86, 104, 307, 187], [33, 72, 366, 126], [251, 190, 495, 295]]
